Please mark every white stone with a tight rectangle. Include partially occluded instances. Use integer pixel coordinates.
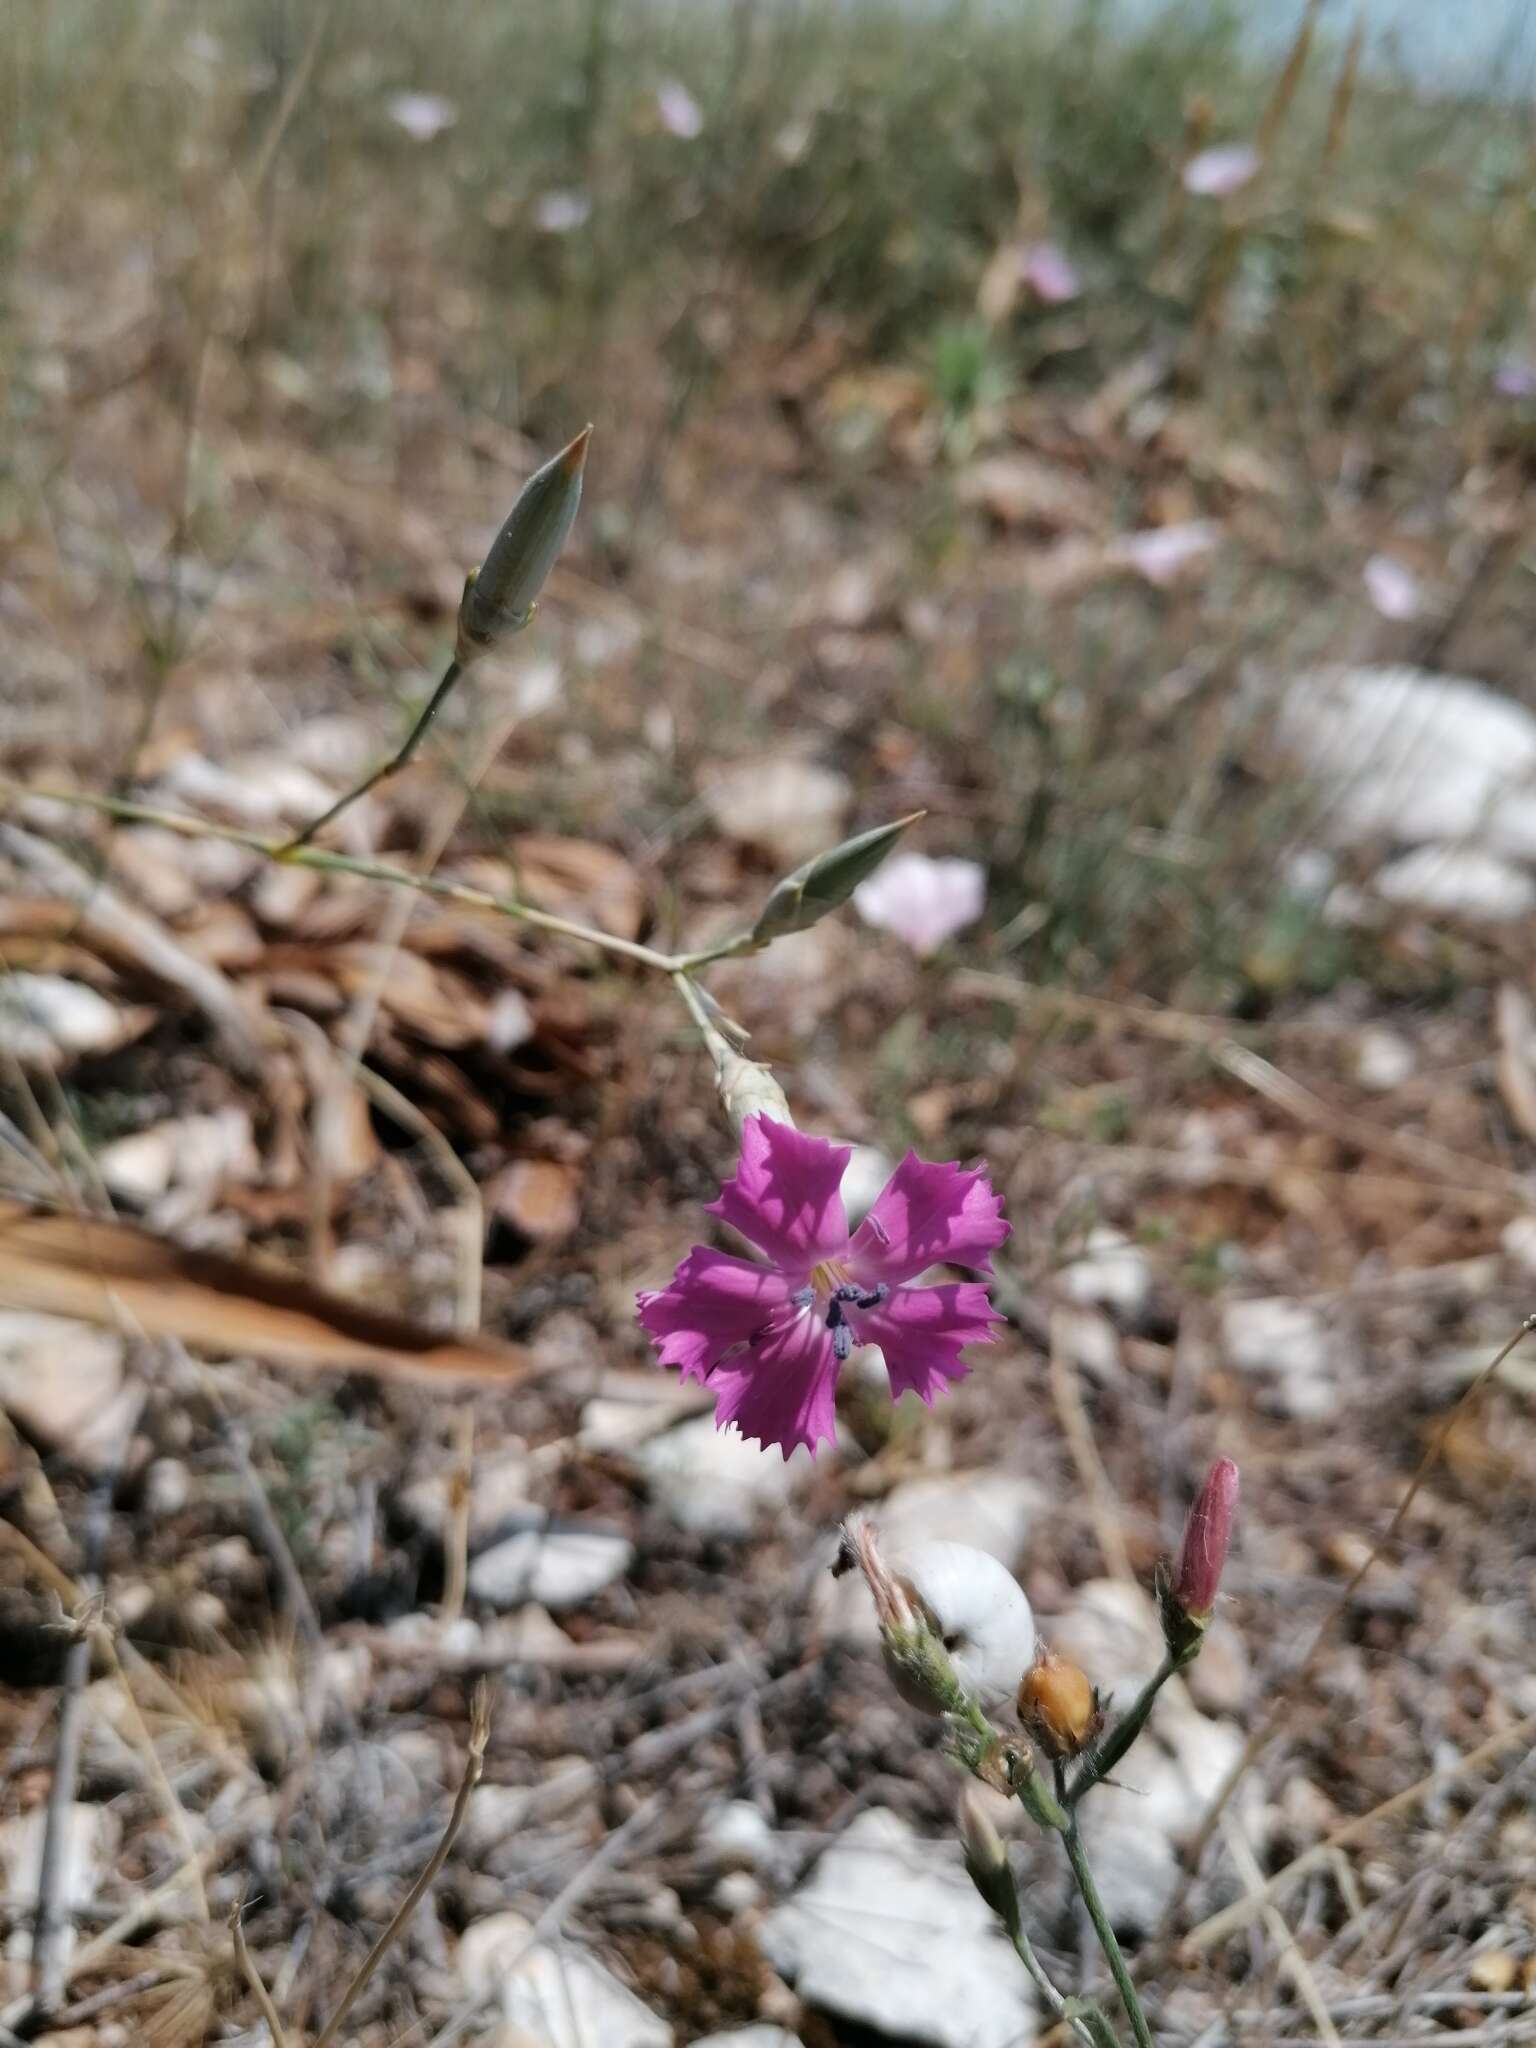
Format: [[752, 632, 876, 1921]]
[[463, 1782, 539, 1855], [468, 1527, 632, 1612], [1058, 1228, 1153, 1318], [840, 1144, 895, 1227], [1220, 1296, 1340, 1420], [580, 1392, 703, 1455], [1049, 1578, 1163, 1700], [0, 1313, 136, 1469], [1374, 845, 1536, 921], [144, 1457, 190, 1516], [758, 1809, 1032, 2048], [713, 1871, 764, 1913], [689, 2032, 801, 2048], [1264, 666, 1536, 856], [399, 1445, 535, 1543], [457, 1911, 669, 2048], [0, 1804, 119, 1972], [162, 752, 341, 828], [1354, 1025, 1416, 1092], [98, 1108, 257, 1203], [701, 757, 852, 865], [1077, 1705, 1250, 1936], [702, 1800, 777, 1866], [1502, 1215, 1536, 1278], [636, 1418, 817, 1539], [876, 1469, 1041, 1564], [0, 975, 134, 1066]]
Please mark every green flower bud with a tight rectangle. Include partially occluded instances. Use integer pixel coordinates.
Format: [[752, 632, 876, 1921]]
[[749, 812, 924, 947], [456, 425, 591, 663]]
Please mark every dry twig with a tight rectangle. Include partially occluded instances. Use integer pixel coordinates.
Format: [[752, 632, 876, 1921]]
[[309, 1683, 491, 2048]]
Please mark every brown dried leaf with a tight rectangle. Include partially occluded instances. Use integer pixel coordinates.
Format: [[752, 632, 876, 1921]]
[[956, 453, 1101, 533], [510, 836, 646, 942], [0, 1202, 531, 1383], [489, 1159, 582, 1244]]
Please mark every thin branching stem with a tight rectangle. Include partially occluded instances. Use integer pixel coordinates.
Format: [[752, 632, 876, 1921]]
[[0, 780, 683, 973], [230, 1904, 293, 2048], [278, 657, 465, 852], [1059, 1818, 1157, 2048], [309, 1685, 491, 2048]]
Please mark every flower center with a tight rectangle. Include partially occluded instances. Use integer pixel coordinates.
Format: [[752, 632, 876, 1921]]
[[809, 1260, 850, 1298], [820, 1277, 890, 1361]]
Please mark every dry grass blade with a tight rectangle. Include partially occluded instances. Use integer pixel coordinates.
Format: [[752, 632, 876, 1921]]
[[1322, 11, 1365, 167], [230, 1904, 293, 2048], [0, 822, 267, 1075], [310, 1683, 491, 2048], [1255, 0, 1323, 157], [0, 1201, 533, 1382], [1185, 1704, 1536, 1954], [1214, 1042, 1524, 1197], [1220, 1815, 1342, 2047]]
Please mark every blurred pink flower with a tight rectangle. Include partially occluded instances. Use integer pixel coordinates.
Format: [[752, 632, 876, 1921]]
[[1183, 144, 1260, 197], [1495, 355, 1536, 399], [533, 189, 592, 234], [386, 91, 457, 142], [656, 79, 704, 139], [854, 851, 987, 956], [1020, 241, 1081, 305], [637, 1117, 1008, 1455], [1114, 521, 1221, 586], [1363, 553, 1422, 621]]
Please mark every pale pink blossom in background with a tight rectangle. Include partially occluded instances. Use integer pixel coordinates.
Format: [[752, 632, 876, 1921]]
[[386, 91, 457, 141], [638, 1117, 1008, 1455], [656, 79, 704, 139], [1019, 241, 1081, 304], [1495, 356, 1536, 399], [533, 189, 592, 234], [1363, 553, 1422, 621], [1112, 521, 1221, 587], [854, 852, 987, 956], [1182, 143, 1260, 197]]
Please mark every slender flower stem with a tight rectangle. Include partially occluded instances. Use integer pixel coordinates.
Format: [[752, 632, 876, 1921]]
[[671, 930, 756, 972], [1069, 1654, 1178, 1805], [671, 969, 717, 1037], [278, 656, 465, 852], [1059, 1819, 1157, 2048], [0, 780, 683, 974], [1005, 1918, 1119, 2048]]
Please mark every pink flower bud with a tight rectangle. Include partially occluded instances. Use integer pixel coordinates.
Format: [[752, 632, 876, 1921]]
[[1175, 1458, 1239, 1617]]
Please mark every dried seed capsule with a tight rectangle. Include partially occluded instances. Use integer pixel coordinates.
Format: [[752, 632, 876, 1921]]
[[1017, 1649, 1100, 1760]]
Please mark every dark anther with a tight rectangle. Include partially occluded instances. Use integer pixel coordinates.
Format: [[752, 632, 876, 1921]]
[[825, 1280, 887, 1361]]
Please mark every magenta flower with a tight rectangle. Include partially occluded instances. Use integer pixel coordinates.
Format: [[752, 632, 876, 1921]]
[[637, 1117, 1009, 1456]]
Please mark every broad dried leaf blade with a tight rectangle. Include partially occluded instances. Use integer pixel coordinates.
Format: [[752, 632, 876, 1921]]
[[0, 1203, 531, 1383]]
